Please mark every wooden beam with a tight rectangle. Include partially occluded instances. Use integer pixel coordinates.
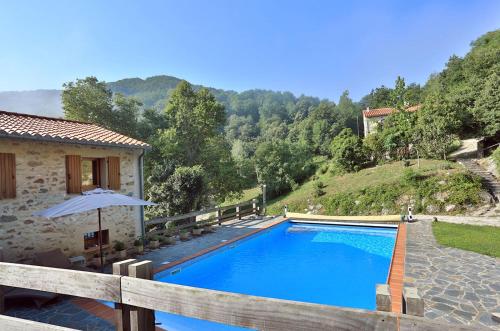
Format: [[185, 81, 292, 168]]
[[121, 278, 398, 331], [128, 261, 155, 331], [0, 262, 121, 302], [113, 259, 137, 331], [0, 315, 78, 331], [0, 248, 4, 314]]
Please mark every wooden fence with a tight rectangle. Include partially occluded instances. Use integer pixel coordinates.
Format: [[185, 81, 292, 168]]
[[145, 199, 258, 236], [0, 261, 485, 331]]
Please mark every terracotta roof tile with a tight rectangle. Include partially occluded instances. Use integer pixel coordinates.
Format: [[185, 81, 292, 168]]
[[0, 110, 150, 149], [363, 104, 421, 118]]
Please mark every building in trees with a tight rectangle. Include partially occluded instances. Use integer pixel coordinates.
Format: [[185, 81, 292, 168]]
[[362, 104, 421, 137]]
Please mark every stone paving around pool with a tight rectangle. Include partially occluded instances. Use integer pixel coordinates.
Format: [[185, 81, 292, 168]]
[[405, 220, 500, 330]]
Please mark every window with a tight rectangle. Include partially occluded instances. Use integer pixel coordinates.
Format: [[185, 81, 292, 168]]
[[66, 155, 120, 193], [0, 153, 16, 199], [84, 229, 109, 250], [81, 158, 104, 191]]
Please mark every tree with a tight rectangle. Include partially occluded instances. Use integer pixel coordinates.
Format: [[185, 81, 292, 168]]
[[147, 165, 206, 216], [473, 70, 500, 136], [62, 77, 113, 126], [148, 81, 242, 213], [254, 140, 313, 197], [330, 128, 366, 172], [414, 92, 460, 159], [112, 93, 141, 138], [336, 90, 362, 136]]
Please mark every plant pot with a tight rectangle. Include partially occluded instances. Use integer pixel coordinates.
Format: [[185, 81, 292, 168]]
[[192, 228, 203, 236], [164, 236, 176, 245], [117, 250, 127, 259], [179, 232, 190, 241], [135, 245, 144, 254], [149, 240, 160, 249]]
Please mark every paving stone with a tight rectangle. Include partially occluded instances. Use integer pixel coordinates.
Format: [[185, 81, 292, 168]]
[[405, 220, 500, 330]]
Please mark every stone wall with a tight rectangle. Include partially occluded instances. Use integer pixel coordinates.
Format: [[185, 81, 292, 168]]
[[0, 138, 143, 262]]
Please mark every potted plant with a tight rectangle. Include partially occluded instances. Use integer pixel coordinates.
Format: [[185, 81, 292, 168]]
[[192, 224, 203, 236], [148, 235, 160, 249], [162, 223, 177, 245], [179, 229, 190, 241], [134, 237, 144, 254], [113, 240, 127, 259]]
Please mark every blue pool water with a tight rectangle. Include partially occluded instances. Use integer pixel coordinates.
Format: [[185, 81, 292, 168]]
[[108, 222, 397, 330]]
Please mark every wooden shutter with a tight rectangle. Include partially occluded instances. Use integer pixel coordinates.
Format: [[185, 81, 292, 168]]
[[0, 153, 16, 199], [107, 156, 121, 190], [66, 155, 82, 193]]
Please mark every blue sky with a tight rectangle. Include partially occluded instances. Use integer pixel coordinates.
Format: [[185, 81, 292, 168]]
[[0, 0, 498, 101]]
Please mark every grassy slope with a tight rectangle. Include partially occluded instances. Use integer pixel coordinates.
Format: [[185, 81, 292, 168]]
[[432, 222, 500, 257], [267, 159, 459, 214]]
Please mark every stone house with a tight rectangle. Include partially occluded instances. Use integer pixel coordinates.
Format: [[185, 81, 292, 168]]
[[0, 110, 150, 262], [363, 105, 421, 137]]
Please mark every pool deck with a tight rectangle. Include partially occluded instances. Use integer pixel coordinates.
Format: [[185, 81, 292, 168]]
[[404, 220, 500, 330]]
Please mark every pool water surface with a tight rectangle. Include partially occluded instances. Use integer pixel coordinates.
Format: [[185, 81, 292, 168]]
[[150, 221, 397, 330]]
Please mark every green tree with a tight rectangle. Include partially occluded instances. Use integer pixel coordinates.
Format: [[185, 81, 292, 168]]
[[254, 140, 313, 197], [62, 76, 113, 126], [472, 70, 500, 135], [112, 93, 141, 138], [330, 128, 366, 172]]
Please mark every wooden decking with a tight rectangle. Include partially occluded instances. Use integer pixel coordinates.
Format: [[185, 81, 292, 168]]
[[388, 223, 407, 312]]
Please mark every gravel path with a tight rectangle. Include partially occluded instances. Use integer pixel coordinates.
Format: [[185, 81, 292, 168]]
[[405, 220, 500, 329], [416, 214, 500, 227]]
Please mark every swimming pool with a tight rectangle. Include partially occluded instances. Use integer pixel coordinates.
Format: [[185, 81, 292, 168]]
[[150, 221, 397, 330]]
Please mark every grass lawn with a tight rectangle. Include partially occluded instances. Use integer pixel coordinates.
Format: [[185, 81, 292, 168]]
[[432, 222, 500, 258]]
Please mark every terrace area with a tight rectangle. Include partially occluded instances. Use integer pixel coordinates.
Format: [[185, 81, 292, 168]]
[[2, 213, 498, 330]]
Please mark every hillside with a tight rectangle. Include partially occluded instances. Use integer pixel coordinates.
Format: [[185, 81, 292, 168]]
[[234, 159, 490, 216]]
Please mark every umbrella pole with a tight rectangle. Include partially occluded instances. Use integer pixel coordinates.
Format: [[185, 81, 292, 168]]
[[98, 208, 103, 272]]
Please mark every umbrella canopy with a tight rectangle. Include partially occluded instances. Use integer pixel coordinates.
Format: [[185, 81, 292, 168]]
[[33, 188, 156, 272], [33, 188, 156, 218]]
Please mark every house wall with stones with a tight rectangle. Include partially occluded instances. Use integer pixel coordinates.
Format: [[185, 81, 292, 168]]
[[363, 115, 386, 137], [0, 138, 143, 263]]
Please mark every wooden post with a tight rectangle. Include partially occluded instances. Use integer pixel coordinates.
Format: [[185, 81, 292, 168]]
[[236, 205, 241, 220], [128, 261, 155, 331], [262, 184, 267, 215], [0, 248, 4, 314], [217, 207, 222, 226], [376, 284, 392, 312], [403, 287, 424, 317], [113, 259, 136, 331]]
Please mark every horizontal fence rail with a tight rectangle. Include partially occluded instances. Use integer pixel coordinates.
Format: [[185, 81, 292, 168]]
[[145, 199, 258, 233], [0, 262, 487, 331]]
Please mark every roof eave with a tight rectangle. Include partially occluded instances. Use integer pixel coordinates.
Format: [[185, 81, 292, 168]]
[[0, 133, 151, 150]]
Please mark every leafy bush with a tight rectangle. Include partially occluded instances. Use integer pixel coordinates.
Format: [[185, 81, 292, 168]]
[[330, 128, 366, 172], [493, 147, 500, 170], [113, 240, 125, 251], [313, 181, 326, 197]]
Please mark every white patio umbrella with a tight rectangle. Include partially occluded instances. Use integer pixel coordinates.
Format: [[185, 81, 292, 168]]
[[33, 188, 156, 271]]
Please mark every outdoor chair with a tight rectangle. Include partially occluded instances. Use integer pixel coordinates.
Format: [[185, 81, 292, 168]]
[[34, 249, 95, 272]]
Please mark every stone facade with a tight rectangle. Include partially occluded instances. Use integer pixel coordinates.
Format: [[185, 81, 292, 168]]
[[363, 115, 385, 137], [0, 138, 143, 262]]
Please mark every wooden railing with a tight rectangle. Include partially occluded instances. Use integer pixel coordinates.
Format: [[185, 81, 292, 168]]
[[0, 261, 485, 331], [145, 199, 258, 235]]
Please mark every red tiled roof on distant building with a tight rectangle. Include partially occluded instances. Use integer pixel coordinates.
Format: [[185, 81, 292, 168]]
[[0, 110, 150, 149], [363, 104, 421, 118]]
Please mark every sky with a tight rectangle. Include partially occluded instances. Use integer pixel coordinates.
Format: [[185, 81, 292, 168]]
[[0, 0, 499, 101]]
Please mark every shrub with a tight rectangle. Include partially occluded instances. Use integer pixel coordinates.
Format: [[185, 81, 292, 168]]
[[113, 240, 125, 251], [313, 181, 326, 197], [493, 147, 500, 170], [330, 128, 366, 173]]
